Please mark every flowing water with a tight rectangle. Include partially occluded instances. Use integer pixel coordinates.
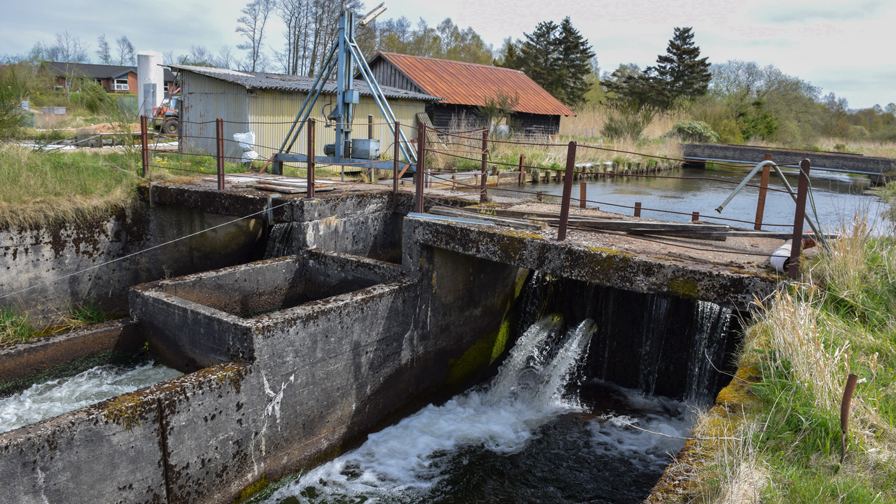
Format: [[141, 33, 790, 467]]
[[264, 223, 296, 259], [263, 316, 694, 504], [487, 165, 887, 232], [0, 361, 181, 434]]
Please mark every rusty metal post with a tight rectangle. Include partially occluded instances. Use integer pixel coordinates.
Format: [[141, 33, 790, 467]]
[[557, 141, 577, 241], [634, 202, 642, 218], [415, 123, 425, 213], [537, 191, 543, 202], [788, 159, 811, 279], [518, 154, 525, 185], [479, 130, 488, 204], [393, 121, 399, 213], [692, 211, 700, 222], [754, 153, 773, 230], [140, 115, 149, 178], [216, 118, 225, 190], [839, 373, 859, 468], [579, 181, 587, 209], [306, 118, 315, 199]]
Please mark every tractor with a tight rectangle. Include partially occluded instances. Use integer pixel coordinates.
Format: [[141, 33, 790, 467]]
[[151, 94, 180, 136]]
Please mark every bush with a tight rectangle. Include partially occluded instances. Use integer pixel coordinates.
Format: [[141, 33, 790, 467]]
[[600, 103, 656, 142], [0, 67, 28, 139], [670, 120, 720, 143]]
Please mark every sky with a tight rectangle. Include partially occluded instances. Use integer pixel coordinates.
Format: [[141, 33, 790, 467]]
[[1, 0, 893, 109]]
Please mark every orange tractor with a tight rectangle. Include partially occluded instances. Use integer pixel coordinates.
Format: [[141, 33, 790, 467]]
[[151, 92, 180, 135]]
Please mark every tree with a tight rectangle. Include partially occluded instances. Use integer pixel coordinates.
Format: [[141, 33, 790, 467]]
[[236, 0, 274, 72], [116, 36, 135, 65], [31, 31, 90, 63], [886, 103, 896, 116], [518, 18, 594, 108], [96, 35, 112, 64], [554, 17, 595, 107], [649, 27, 711, 107]]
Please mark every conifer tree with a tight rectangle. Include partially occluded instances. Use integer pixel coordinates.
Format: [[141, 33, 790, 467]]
[[650, 27, 711, 107], [555, 17, 595, 107], [519, 18, 594, 108]]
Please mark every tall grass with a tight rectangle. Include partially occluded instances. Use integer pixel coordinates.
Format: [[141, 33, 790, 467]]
[[686, 216, 896, 503], [0, 146, 142, 228]]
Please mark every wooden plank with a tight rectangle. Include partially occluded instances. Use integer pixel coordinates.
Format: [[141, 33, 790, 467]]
[[430, 206, 545, 231]]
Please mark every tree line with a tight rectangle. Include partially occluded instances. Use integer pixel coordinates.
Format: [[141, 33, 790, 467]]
[[3, 0, 894, 147]]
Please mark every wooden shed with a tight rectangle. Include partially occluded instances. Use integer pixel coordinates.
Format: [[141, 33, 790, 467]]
[[170, 64, 438, 162], [363, 52, 575, 135]]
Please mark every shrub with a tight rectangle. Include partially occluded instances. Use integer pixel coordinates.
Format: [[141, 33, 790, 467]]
[[600, 103, 656, 142], [670, 120, 720, 143]]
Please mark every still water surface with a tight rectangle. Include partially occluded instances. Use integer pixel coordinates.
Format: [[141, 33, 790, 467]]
[[491, 165, 888, 232]]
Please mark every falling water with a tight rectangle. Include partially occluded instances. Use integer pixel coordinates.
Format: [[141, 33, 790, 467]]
[[264, 223, 296, 259], [685, 301, 733, 403], [262, 317, 690, 504], [0, 362, 181, 434]]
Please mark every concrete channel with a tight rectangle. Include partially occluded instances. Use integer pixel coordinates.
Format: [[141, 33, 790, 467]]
[[0, 180, 787, 503]]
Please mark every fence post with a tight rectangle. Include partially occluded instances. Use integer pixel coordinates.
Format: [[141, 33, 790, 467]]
[[754, 153, 772, 230], [415, 123, 425, 213], [518, 154, 525, 185], [557, 141, 577, 241], [788, 159, 811, 279], [579, 181, 587, 209], [634, 202, 642, 218], [393, 121, 399, 213], [692, 211, 700, 222], [307, 118, 315, 199], [479, 130, 489, 204], [140, 115, 149, 178], [216, 118, 225, 190]]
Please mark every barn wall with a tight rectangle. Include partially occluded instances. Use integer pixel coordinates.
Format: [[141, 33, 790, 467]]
[[179, 73, 250, 161]]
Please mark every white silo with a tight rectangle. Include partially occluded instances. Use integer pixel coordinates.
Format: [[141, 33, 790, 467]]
[[137, 51, 164, 117]]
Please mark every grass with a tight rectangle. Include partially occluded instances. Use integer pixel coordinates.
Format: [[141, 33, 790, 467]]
[[0, 299, 114, 346], [0, 307, 37, 345], [680, 210, 896, 503]]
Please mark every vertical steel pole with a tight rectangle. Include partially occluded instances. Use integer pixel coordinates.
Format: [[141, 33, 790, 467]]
[[634, 202, 642, 218], [393, 121, 399, 213], [307, 119, 315, 199], [140, 115, 149, 178], [579, 181, 587, 209], [692, 211, 700, 222], [788, 159, 811, 279], [557, 141, 577, 241], [415, 123, 425, 213], [216, 118, 225, 190], [518, 154, 525, 185], [479, 130, 489, 204], [754, 153, 772, 230]]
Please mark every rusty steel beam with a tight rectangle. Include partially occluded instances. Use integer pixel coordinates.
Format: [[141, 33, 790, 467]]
[[307, 118, 315, 199], [754, 153, 772, 230], [557, 141, 577, 241], [788, 159, 811, 279], [216, 118, 225, 191], [415, 123, 425, 213], [480, 130, 489, 204], [393, 121, 399, 212]]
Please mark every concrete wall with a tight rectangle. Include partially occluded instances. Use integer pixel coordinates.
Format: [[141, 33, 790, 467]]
[[0, 204, 264, 327]]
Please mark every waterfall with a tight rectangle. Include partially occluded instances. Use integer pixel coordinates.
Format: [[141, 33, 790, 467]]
[[265, 316, 597, 503], [263, 223, 295, 259], [685, 301, 732, 403]]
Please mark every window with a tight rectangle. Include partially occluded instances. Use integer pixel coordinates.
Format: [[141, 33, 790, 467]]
[[114, 78, 129, 91], [164, 82, 170, 93]]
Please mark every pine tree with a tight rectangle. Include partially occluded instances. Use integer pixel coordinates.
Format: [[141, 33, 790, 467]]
[[519, 18, 594, 108], [519, 20, 560, 99], [649, 27, 711, 107], [555, 17, 595, 107]]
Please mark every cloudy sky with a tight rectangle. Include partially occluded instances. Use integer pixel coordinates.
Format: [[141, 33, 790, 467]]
[[2, 0, 893, 109]]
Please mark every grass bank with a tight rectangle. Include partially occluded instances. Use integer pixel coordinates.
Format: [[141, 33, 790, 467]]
[[674, 207, 896, 503]]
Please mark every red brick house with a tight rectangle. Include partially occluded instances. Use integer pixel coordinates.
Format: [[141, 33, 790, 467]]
[[44, 62, 177, 95]]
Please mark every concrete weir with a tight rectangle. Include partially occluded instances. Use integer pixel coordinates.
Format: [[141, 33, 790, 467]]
[[0, 182, 783, 503]]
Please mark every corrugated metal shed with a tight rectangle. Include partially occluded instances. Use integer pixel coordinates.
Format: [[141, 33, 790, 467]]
[[174, 65, 434, 162], [366, 53, 576, 117]]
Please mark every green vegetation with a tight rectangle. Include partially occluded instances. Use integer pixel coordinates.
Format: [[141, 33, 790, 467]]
[[685, 208, 896, 503], [671, 120, 720, 143], [0, 307, 36, 345]]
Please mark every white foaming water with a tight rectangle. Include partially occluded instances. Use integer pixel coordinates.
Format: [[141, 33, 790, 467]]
[[266, 317, 596, 503], [0, 362, 181, 434], [588, 383, 693, 472]]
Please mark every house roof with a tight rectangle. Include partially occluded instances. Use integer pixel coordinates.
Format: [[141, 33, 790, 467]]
[[369, 52, 576, 117], [45, 62, 176, 82], [169, 64, 439, 102]]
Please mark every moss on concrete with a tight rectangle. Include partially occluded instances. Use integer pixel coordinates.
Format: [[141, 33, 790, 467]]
[[103, 393, 149, 431], [667, 278, 699, 300], [444, 316, 513, 389], [233, 474, 270, 504]]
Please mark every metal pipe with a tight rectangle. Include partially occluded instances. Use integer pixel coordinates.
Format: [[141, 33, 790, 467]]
[[788, 159, 811, 279], [839, 373, 859, 468], [557, 141, 577, 241], [415, 123, 425, 213], [715, 160, 775, 213], [771, 164, 826, 248], [279, 43, 338, 153], [393, 121, 399, 213], [216, 118, 225, 190], [307, 118, 315, 199]]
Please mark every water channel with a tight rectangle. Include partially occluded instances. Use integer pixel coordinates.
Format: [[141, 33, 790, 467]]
[[488, 165, 889, 233]]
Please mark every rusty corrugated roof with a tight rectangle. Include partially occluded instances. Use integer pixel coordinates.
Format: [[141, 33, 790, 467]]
[[374, 52, 576, 117]]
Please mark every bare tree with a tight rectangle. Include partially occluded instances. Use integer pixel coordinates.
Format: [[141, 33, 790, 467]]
[[36, 31, 90, 63], [215, 46, 237, 69], [96, 34, 112, 64], [163, 51, 176, 65], [236, 0, 274, 72], [116, 36, 135, 65]]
